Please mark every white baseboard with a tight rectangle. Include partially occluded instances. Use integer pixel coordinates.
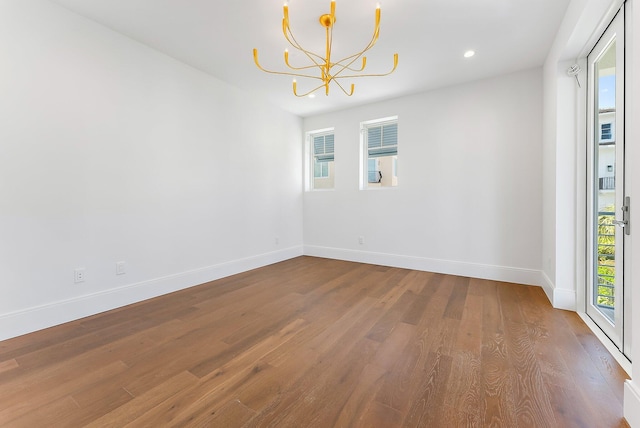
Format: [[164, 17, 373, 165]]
[[540, 271, 555, 303], [540, 271, 576, 310], [0, 246, 303, 342], [303, 245, 542, 286], [553, 288, 577, 311], [625, 380, 640, 427]]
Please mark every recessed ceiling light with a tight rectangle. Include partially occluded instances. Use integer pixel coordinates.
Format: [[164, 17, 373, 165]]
[[464, 50, 475, 58]]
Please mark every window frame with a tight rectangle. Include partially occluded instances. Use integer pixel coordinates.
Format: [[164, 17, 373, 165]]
[[360, 116, 398, 190], [306, 128, 335, 191]]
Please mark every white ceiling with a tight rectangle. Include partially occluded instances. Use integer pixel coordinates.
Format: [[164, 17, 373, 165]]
[[49, 0, 571, 117]]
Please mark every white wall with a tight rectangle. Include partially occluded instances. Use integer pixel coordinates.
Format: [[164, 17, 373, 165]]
[[303, 69, 543, 285], [0, 0, 303, 340]]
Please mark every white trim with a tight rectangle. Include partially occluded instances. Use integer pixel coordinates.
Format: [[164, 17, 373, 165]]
[[303, 245, 541, 286], [576, 0, 626, 59], [540, 271, 555, 304], [0, 246, 303, 341], [553, 288, 578, 311], [540, 271, 577, 310], [360, 116, 398, 127], [578, 311, 631, 375], [624, 380, 640, 427]]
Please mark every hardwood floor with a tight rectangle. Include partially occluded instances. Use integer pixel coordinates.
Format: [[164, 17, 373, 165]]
[[0, 256, 630, 427]]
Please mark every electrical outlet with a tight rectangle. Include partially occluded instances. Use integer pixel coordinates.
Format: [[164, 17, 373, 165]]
[[116, 261, 126, 275], [358, 236, 364, 245], [74, 268, 85, 283]]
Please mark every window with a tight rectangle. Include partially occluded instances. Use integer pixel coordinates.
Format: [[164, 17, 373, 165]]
[[361, 117, 398, 188], [314, 161, 329, 178], [309, 129, 335, 190], [601, 123, 613, 141]]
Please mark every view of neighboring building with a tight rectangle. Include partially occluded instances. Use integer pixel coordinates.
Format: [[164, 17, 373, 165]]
[[598, 108, 616, 209]]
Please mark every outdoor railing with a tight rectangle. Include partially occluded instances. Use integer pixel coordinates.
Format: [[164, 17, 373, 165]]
[[597, 210, 615, 309]]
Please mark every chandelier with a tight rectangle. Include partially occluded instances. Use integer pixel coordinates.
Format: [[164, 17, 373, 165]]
[[252, 1, 398, 97]]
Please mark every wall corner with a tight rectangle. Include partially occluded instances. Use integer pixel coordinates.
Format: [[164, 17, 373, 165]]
[[541, 270, 577, 310]]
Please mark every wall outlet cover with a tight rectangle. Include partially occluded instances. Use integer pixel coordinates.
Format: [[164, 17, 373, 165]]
[[116, 261, 126, 275]]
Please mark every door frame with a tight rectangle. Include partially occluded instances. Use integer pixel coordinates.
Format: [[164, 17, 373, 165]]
[[585, 7, 626, 351], [576, 2, 631, 365]]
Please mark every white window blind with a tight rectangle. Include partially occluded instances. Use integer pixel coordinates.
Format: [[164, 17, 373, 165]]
[[313, 134, 335, 162], [367, 122, 397, 158]]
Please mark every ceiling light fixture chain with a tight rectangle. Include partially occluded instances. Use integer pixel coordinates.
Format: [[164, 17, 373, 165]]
[[253, 0, 398, 97]]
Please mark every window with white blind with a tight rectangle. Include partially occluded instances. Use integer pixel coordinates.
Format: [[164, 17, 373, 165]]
[[601, 122, 613, 142], [309, 129, 335, 190], [361, 117, 398, 188]]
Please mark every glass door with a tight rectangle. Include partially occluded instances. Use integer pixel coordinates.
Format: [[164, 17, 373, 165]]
[[586, 8, 627, 353]]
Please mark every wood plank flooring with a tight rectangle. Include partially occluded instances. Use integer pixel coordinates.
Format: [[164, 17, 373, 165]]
[[0, 256, 630, 427]]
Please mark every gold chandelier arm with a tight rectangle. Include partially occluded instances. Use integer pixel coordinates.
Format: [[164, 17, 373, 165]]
[[333, 53, 399, 79], [328, 14, 381, 79], [282, 19, 325, 65], [292, 81, 328, 97], [253, 49, 324, 80], [331, 6, 381, 67], [332, 33, 377, 67], [330, 49, 372, 80], [332, 78, 355, 96], [284, 50, 324, 71], [332, 57, 367, 73]]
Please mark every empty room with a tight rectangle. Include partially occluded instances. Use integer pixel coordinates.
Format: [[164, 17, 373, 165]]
[[1, 0, 640, 426]]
